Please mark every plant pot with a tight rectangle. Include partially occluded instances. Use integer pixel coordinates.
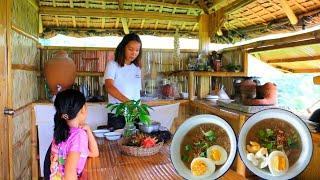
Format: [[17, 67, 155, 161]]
[[44, 51, 76, 95]]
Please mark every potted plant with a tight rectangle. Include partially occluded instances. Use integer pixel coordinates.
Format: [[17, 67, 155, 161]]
[[223, 63, 242, 72], [106, 100, 152, 137]]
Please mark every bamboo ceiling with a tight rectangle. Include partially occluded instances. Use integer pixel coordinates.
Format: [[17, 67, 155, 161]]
[[38, 0, 320, 44], [251, 42, 320, 73]]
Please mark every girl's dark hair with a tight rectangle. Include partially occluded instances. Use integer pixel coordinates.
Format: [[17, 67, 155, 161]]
[[53, 89, 86, 144], [115, 33, 142, 67]]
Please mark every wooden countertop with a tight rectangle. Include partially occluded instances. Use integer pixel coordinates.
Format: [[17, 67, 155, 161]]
[[33, 99, 189, 107], [82, 138, 246, 180]]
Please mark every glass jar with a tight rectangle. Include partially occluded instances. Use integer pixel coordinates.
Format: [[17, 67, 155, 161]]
[[123, 123, 137, 137]]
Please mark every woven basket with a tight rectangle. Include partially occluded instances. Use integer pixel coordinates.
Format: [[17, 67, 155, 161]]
[[118, 139, 164, 157]]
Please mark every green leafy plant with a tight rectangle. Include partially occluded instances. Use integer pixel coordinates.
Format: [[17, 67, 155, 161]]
[[223, 63, 241, 72], [106, 100, 152, 126]]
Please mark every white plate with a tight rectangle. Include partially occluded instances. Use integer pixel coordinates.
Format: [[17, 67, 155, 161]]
[[170, 114, 237, 180], [93, 129, 110, 138], [205, 95, 219, 99], [238, 108, 313, 180]]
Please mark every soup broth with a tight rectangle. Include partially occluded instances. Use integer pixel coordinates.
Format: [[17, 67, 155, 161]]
[[180, 123, 230, 169], [246, 118, 301, 166]]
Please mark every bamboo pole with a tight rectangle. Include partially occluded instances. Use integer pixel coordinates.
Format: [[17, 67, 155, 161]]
[[198, 14, 210, 99], [279, 0, 298, 25]]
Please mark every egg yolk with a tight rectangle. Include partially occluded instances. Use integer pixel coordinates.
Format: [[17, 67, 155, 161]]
[[273, 155, 286, 172], [191, 160, 208, 176], [211, 149, 221, 161]]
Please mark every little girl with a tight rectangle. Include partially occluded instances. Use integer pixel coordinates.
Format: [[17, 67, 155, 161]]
[[50, 89, 99, 179]]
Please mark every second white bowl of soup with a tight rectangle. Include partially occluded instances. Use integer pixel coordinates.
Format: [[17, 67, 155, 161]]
[[238, 108, 313, 180]]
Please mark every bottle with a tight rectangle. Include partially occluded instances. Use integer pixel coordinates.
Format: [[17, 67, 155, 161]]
[[213, 54, 222, 72]]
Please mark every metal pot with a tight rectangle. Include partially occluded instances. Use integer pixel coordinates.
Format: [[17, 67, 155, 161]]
[[138, 122, 161, 133]]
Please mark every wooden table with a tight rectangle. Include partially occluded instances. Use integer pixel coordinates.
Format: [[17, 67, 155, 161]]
[[83, 138, 246, 180]]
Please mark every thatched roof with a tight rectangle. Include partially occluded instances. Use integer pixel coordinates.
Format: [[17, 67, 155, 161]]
[[251, 42, 320, 73], [38, 0, 320, 44]]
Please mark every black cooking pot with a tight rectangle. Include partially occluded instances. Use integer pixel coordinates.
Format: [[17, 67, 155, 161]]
[[309, 108, 320, 131]]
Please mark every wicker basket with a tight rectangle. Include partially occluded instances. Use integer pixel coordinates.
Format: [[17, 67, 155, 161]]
[[118, 139, 164, 157]]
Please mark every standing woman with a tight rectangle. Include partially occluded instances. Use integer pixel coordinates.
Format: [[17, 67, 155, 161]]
[[104, 33, 142, 129]]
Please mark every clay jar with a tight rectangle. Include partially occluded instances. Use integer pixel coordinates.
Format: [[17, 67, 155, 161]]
[[44, 51, 76, 95], [161, 84, 174, 98], [240, 79, 257, 101]]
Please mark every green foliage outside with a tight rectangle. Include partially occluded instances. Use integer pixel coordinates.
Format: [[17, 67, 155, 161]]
[[260, 74, 320, 112]]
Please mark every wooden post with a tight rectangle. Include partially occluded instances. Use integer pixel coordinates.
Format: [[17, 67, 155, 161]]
[[236, 114, 247, 177], [0, 0, 10, 179], [6, 0, 13, 179], [198, 14, 211, 99], [31, 107, 39, 180], [313, 76, 320, 85], [188, 71, 195, 100], [243, 50, 248, 76]]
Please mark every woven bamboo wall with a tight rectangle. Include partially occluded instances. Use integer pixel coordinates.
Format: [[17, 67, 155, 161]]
[[12, 0, 38, 37], [12, 110, 32, 179], [9, 0, 39, 179], [12, 69, 39, 109]]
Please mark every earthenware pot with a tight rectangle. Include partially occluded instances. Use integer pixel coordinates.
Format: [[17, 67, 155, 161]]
[[44, 51, 76, 95], [240, 79, 257, 100]]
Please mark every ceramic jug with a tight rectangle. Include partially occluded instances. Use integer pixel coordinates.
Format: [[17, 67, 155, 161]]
[[44, 51, 76, 95]]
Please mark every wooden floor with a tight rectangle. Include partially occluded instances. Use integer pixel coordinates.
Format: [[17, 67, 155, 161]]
[[82, 138, 246, 180]]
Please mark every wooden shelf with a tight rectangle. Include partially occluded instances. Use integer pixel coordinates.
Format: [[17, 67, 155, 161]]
[[160, 70, 247, 77], [76, 72, 104, 76]]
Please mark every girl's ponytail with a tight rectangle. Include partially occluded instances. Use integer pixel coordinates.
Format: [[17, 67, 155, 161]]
[[53, 89, 86, 144], [53, 111, 70, 144]]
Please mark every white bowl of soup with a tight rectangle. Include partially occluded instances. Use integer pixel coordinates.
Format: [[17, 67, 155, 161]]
[[170, 114, 237, 179], [238, 108, 313, 180]]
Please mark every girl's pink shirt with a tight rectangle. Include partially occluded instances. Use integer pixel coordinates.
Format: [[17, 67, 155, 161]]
[[51, 127, 89, 176]]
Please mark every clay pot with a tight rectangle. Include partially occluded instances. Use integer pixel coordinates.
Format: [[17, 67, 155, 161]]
[[243, 82, 277, 106], [240, 80, 257, 100], [161, 84, 174, 97], [44, 51, 76, 95]]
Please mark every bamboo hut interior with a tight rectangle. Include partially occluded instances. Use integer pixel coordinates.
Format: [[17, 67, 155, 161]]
[[1, 0, 320, 179]]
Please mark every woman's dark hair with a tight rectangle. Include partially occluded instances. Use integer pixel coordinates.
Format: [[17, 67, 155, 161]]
[[115, 33, 142, 67], [53, 89, 86, 144]]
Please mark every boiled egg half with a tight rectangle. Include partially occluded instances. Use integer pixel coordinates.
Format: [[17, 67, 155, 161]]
[[268, 151, 289, 176], [206, 145, 228, 165], [190, 157, 215, 178]]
